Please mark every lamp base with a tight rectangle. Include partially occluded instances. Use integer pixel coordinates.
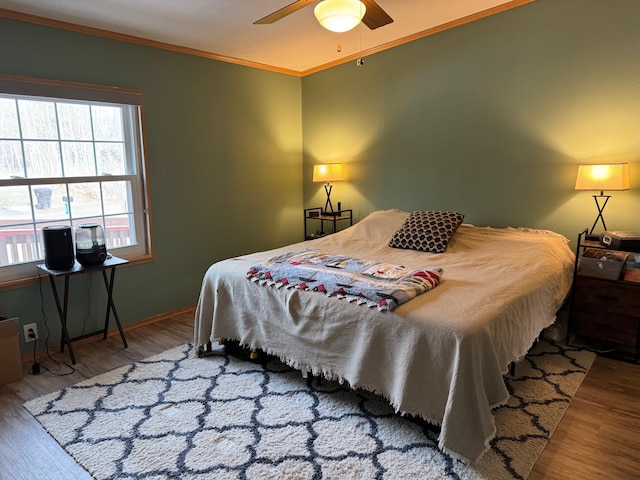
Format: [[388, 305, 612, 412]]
[[322, 211, 341, 217], [588, 194, 610, 238]]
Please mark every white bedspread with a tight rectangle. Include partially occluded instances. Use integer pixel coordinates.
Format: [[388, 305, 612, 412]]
[[194, 209, 575, 462]]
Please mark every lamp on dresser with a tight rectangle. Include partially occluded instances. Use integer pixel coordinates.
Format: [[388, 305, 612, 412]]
[[575, 162, 630, 240], [313, 163, 344, 216]]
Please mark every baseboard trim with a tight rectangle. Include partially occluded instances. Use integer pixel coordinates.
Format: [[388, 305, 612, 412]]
[[120, 305, 196, 332], [21, 305, 196, 364]]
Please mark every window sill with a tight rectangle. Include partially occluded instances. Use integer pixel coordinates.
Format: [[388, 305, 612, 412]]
[[0, 254, 154, 292]]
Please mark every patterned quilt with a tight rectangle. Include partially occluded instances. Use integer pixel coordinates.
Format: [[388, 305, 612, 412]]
[[246, 249, 442, 311]]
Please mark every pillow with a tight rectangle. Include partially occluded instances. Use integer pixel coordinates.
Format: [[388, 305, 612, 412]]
[[388, 210, 465, 253]]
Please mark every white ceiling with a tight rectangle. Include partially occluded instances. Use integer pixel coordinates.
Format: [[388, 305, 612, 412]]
[[0, 0, 527, 75]]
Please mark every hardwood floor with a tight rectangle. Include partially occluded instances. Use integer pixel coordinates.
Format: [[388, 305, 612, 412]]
[[530, 354, 640, 479], [1, 312, 639, 479], [0, 312, 194, 480]]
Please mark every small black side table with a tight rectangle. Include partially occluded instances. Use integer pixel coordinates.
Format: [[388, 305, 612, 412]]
[[37, 256, 129, 364], [303, 207, 353, 240]]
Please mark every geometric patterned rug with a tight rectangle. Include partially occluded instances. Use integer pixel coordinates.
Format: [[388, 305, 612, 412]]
[[24, 339, 595, 480]]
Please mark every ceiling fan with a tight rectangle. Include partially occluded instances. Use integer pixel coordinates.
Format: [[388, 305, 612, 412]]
[[254, 0, 393, 32]]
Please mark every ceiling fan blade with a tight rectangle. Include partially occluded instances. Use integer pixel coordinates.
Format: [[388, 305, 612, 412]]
[[361, 0, 393, 30], [253, 0, 316, 25]]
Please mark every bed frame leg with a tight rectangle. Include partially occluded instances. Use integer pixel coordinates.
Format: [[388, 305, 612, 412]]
[[197, 339, 226, 358], [302, 370, 323, 387]]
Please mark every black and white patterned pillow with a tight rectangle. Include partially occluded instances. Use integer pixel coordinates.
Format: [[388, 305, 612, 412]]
[[389, 210, 465, 253]]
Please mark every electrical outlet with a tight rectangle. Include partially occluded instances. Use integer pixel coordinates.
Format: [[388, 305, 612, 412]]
[[23, 323, 38, 343]]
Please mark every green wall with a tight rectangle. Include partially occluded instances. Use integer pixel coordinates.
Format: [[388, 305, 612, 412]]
[[302, 0, 640, 241], [0, 19, 303, 354]]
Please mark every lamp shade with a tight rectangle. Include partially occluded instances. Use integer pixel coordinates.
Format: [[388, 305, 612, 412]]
[[314, 0, 366, 33], [313, 164, 344, 183], [574, 163, 630, 192]]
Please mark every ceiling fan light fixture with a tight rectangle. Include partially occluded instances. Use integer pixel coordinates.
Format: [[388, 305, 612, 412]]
[[314, 0, 366, 33]]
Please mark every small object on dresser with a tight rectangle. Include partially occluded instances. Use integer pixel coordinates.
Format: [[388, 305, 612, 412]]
[[600, 231, 640, 251], [309, 211, 320, 217], [623, 268, 640, 283], [623, 254, 640, 283], [578, 248, 628, 280]]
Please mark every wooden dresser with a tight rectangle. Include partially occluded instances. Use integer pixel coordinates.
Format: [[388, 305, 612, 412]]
[[568, 231, 640, 363]]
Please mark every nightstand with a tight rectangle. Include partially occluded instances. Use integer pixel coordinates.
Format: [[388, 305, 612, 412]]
[[567, 230, 640, 363], [304, 207, 352, 240]]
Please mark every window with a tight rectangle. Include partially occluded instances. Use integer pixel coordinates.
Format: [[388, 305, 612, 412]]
[[0, 76, 152, 288]]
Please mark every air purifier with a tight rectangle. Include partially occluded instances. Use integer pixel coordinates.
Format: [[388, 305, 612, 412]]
[[42, 226, 75, 270]]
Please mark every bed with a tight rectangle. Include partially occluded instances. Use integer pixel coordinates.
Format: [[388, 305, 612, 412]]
[[194, 209, 575, 463]]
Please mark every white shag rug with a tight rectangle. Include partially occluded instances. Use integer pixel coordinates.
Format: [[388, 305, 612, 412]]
[[24, 339, 595, 480]]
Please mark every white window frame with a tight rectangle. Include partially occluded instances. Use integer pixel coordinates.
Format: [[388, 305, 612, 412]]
[[0, 75, 153, 289]]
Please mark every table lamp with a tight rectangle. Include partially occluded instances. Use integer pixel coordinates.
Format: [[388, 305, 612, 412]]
[[313, 163, 344, 215], [575, 162, 630, 239]]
